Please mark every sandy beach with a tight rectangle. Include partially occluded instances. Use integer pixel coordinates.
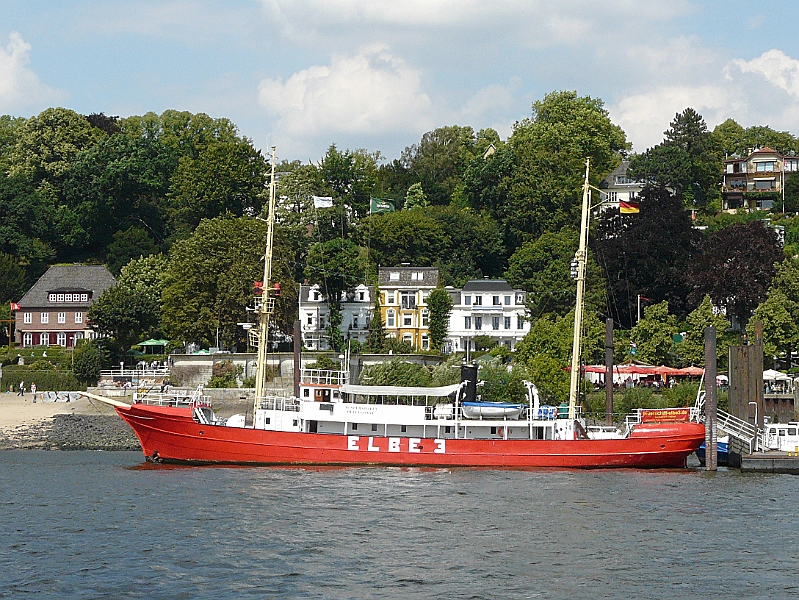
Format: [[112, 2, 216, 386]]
[[0, 392, 140, 450]]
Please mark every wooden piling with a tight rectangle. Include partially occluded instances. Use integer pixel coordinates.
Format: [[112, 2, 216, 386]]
[[605, 318, 613, 426], [705, 325, 718, 471]]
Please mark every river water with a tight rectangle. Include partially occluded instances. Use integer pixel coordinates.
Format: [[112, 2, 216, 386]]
[[1, 451, 797, 599]]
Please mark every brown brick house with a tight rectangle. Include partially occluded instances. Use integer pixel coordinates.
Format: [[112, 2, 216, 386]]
[[14, 265, 116, 348]]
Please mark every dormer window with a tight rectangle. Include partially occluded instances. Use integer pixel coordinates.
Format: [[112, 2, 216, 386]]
[[389, 272, 399, 281]]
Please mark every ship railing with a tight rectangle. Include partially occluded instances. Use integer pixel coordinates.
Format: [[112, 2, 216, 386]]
[[258, 394, 300, 412], [301, 368, 348, 386], [423, 404, 571, 421], [133, 386, 209, 407]]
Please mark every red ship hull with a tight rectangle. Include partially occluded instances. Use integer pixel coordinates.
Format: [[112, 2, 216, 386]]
[[116, 404, 705, 469]]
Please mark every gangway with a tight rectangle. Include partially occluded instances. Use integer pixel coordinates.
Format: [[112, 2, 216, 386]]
[[694, 390, 760, 454]]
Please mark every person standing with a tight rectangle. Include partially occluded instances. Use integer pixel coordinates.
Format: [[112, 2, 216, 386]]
[[31, 382, 37, 403], [17, 381, 25, 396]]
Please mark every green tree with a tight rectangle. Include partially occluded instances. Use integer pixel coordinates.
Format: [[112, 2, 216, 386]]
[[161, 216, 295, 348], [785, 172, 799, 214], [750, 290, 799, 368], [593, 185, 699, 328], [88, 283, 161, 353], [360, 358, 431, 388], [629, 301, 678, 365], [713, 118, 799, 157], [366, 287, 385, 352], [630, 108, 722, 210], [403, 182, 429, 209], [427, 288, 453, 352], [506, 228, 605, 318], [72, 339, 102, 383], [105, 227, 159, 275], [480, 91, 628, 250], [680, 294, 731, 366], [0, 252, 25, 303], [166, 139, 267, 236], [687, 221, 783, 328]]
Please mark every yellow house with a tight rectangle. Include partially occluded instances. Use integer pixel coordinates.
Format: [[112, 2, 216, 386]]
[[378, 266, 439, 350]]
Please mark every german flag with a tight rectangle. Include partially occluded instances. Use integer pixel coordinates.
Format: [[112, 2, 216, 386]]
[[620, 200, 640, 214]]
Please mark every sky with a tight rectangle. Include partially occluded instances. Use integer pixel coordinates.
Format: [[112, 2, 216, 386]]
[[2, 0, 799, 162]]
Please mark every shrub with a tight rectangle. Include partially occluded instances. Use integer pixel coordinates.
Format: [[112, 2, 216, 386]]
[[306, 355, 341, 371], [208, 361, 241, 388], [472, 335, 498, 351], [1, 368, 81, 392], [72, 340, 102, 384]]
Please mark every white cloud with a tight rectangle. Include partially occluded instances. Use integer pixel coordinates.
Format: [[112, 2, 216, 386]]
[[258, 45, 435, 142], [732, 49, 799, 99], [0, 32, 63, 113]]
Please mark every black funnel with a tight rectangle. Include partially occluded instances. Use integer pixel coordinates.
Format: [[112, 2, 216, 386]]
[[460, 362, 478, 403]]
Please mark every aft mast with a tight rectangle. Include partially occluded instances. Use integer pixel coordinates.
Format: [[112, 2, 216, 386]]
[[254, 147, 277, 411], [567, 158, 591, 420]]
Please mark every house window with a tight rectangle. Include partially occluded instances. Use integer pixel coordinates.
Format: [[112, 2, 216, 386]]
[[387, 310, 395, 327], [65, 294, 72, 302], [421, 310, 429, 327], [504, 296, 511, 305], [389, 272, 399, 281], [516, 294, 524, 304], [492, 317, 500, 330], [475, 317, 482, 330], [504, 317, 511, 329], [464, 295, 471, 305], [319, 317, 326, 329], [756, 161, 775, 172], [465, 316, 471, 329], [40, 332, 49, 346], [307, 315, 313, 325], [352, 316, 359, 329], [58, 312, 66, 324], [607, 191, 618, 202], [402, 333, 413, 344], [421, 334, 429, 350], [57, 333, 67, 347], [57, 294, 64, 302], [81, 294, 88, 302], [41, 313, 49, 324], [400, 292, 416, 310], [387, 292, 395, 304], [473, 296, 482, 306], [358, 291, 365, 301], [24, 312, 32, 324], [312, 291, 320, 301], [48, 294, 56, 302], [786, 159, 799, 172], [517, 315, 524, 329], [403, 314, 413, 327], [74, 332, 83, 341], [755, 180, 774, 190], [493, 296, 501, 306], [23, 332, 32, 346], [421, 292, 429, 304]]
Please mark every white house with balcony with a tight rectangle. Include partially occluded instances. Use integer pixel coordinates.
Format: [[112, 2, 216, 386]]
[[298, 284, 373, 350], [446, 279, 528, 353]]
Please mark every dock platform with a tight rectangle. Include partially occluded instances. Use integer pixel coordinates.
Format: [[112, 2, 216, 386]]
[[740, 452, 799, 473]]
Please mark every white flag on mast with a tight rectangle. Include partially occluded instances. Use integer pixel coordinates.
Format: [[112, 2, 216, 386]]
[[312, 196, 334, 209]]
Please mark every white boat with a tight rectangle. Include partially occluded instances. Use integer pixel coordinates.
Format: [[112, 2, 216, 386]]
[[586, 425, 624, 440], [461, 401, 523, 420]]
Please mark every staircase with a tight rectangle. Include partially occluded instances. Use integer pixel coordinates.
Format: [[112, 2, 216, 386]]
[[694, 391, 760, 454]]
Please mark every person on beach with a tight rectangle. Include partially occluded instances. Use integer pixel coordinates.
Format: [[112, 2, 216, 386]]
[[17, 381, 25, 396], [31, 382, 37, 403]]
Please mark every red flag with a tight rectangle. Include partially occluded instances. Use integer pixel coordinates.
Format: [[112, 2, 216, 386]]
[[10, 302, 20, 311]]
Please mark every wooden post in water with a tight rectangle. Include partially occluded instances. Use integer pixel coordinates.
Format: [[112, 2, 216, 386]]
[[705, 325, 718, 471], [605, 318, 614, 426], [293, 319, 301, 398]]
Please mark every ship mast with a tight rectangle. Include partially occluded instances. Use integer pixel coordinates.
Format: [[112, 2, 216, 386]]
[[567, 158, 591, 420], [254, 147, 277, 410]]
